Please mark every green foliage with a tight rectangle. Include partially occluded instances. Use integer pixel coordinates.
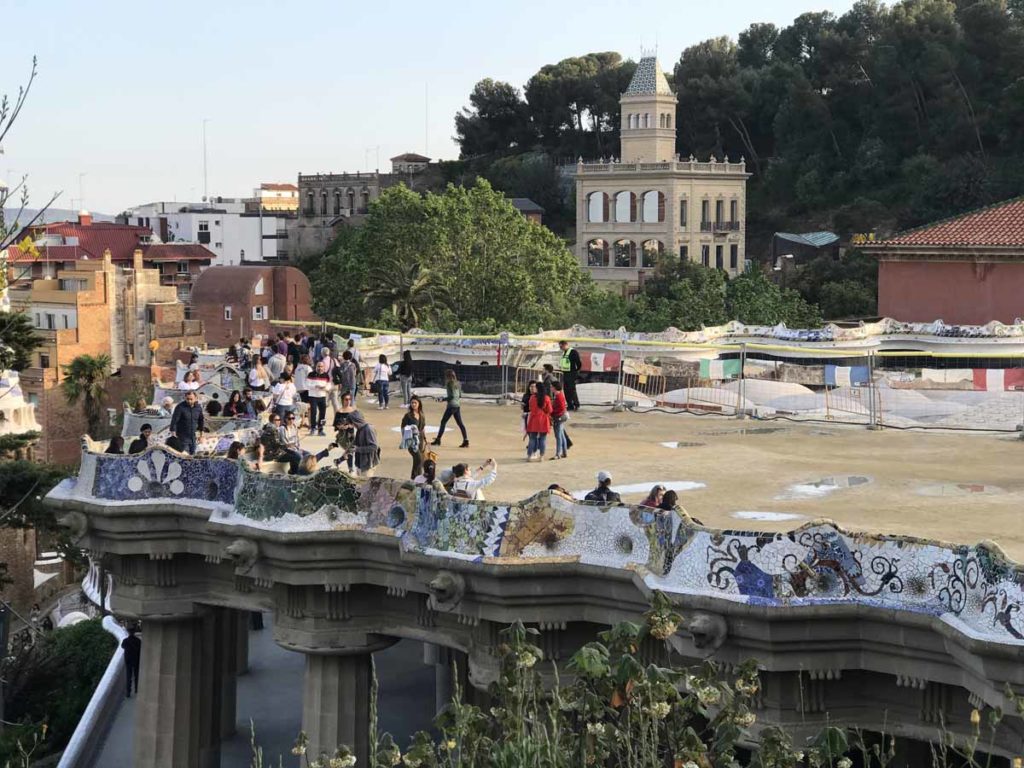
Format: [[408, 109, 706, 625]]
[[61, 353, 111, 438], [0, 312, 41, 371], [310, 180, 590, 333], [0, 459, 77, 587], [0, 431, 39, 455], [790, 252, 878, 320], [0, 619, 115, 763]]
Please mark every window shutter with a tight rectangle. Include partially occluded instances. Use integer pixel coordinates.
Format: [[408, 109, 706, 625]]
[[630, 193, 637, 223], [603, 193, 609, 223], [658, 192, 665, 223]]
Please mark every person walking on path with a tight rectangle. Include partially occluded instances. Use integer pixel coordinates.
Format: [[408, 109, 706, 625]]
[[431, 369, 469, 448], [525, 383, 552, 461], [336, 350, 358, 406], [122, 625, 141, 698], [550, 381, 569, 459], [270, 372, 298, 419], [372, 354, 391, 409], [400, 395, 427, 479], [294, 354, 313, 408], [558, 340, 582, 411], [305, 360, 331, 436], [398, 351, 414, 406], [169, 391, 204, 455]]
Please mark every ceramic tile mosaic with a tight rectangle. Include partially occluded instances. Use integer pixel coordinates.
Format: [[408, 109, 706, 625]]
[[65, 445, 1024, 646]]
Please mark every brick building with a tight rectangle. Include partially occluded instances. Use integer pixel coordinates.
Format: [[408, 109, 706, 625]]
[[189, 264, 315, 345], [6, 212, 213, 310], [510, 198, 545, 225], [862, 197, 1024, 324], [10, 252, 204, 464]]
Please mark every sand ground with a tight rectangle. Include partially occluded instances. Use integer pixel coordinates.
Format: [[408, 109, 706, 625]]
[[299, 397, 1024, 561]]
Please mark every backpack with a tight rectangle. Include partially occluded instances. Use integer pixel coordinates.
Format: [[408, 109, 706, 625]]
[[331, 365, 344, 386]]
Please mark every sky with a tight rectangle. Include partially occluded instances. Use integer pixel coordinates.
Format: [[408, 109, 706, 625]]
[[1, 0, 857, 215]]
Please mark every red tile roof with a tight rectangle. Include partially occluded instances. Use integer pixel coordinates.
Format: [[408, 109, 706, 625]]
[[4, 243, 99, 262], [141, 243, 216, 262], [34, 221, 151, 261], [261, 183, 298, 191], [873, 197, 1024, 248]]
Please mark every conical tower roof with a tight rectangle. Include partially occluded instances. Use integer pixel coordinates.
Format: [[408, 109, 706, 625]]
[[624, 56, 673, 96]]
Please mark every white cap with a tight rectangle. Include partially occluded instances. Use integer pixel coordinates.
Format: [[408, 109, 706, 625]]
[[597, 470, 612, 483]]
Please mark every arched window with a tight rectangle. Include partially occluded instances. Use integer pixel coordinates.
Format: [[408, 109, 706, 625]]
[[320, 192, 328, 215], [587, 192, 608, 223], [613, 239, 636, 268], [614, 191, 636, 223], [587, 239, 609, 267], [333, 191, 341, 215], [665, 113, 672, 129], [641, 239, 663, 268], [305, 192, 314, 215], [643, 113, 649, 129], [641, 191, 665, 223], [361, 188, 370, 211], [659, 114, 665, 128]]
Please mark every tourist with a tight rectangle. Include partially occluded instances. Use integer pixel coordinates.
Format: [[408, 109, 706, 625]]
[[397, 351, 414, 406], [165, 435, 184, 452], [128, 424, 152, 454], [542, 363, 556, 391], [29, 603, 41, 628], [296, 453, 320, 476], [331, 392, 356, 472], [278, 411, 304, 474], [294, 354, 313, 409], [121, 625, 141, 699], [205, 393, 222, 417], [414, 458, 437, 485], [157, 396, 175, 417], [335, 410, 379, 476], [558, 340, 582, 411], [105, 435, 125, 454], [336, 350, 358, 406], [169, 390, 205, 455], [400, 396, 427, 479], [641, 484, 666, 508], [133, 397, 149, 414], [584, 471, 621, 504], [248, 358, 270, 391], [550, 381, 569, 459], [521, 380, 538, 435], [525, 382, 552, 461], [267, 348, 287, 382], [450, 459, 497, 500], [270, 372, 298, 419], [275, 333, 288, 357], [305, 360, 331, 436], [347, 337, 360, 367], [255, 414, 286, 471], [178, 369, 202, 392], [658, 490, 679, 511], [371, 354, 391, 409], [226, 441, 246, 460], [287, 334, 304, 367], [431, 369, 469, 448], [239, 388, 262, 418], [222, 391, 244, 418]]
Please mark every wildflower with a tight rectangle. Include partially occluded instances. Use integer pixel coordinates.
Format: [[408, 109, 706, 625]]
[[516, 650, 538, 669], [403, 756, 422, 768], [837, 758, 853, 768], [445, 739, 457, 751], [1012, 758, 1022, 768], [735, 677, 759, 696], [696, 686, 721, 706], [734, 711, 756, 728], [389, 750, 402, 766], [971, 709, 981, 726], [795, 753, 804, 762], [586, 722, 606, 735], [650, 702, 671, 719], [41, 724, 48, 737], [292, 745, 307, 756], [682, 762, 700, 768]]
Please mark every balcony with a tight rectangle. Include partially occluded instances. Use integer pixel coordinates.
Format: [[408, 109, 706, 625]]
[[714, 221, 741, 232], [700, 222, 713, 233]]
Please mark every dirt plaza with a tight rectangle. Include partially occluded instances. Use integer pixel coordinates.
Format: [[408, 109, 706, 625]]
[[300, 398, 1024, 561]]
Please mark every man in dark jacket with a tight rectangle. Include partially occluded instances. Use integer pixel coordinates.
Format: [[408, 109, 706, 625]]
[[128, 424, 152, 454], [584, 470, 621, 504], [169, 391, 204, 454], [121, 625, 141, 698], [558, 340, 583, 411]]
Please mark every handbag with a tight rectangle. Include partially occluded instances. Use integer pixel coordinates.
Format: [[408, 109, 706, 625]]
[[369, 380, 379, 394]]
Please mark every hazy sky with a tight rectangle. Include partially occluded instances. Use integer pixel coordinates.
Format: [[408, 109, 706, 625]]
[[2, 0, 856, 214]]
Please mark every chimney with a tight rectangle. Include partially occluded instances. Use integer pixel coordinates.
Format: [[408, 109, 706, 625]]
[[103, 248, 112, 266], [78, 210, 93, 226], [133, 248, 144, 272]]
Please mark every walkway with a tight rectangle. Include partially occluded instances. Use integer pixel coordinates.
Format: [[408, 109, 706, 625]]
[[94, 615, 436, 766]]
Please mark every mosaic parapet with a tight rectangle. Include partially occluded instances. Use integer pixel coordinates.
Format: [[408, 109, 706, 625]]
[[54, 446, 1024, 646]]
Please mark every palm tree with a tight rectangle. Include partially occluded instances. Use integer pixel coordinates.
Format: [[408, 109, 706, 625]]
[[62, 354, 111, 438], [364, 258, 449, 330]]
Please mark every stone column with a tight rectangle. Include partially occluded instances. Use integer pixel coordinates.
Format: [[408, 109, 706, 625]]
[[218, 608, 240, 739], [134, 615, 204, 768], [302, 653, 373, 764], [236, 611, 251, 675]]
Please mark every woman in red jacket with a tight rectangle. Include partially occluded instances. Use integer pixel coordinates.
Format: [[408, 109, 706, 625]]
[[550, 380, 569, 459], [525, 383, 552, 462]]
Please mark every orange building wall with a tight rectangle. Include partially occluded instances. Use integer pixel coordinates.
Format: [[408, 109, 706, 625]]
[[878, 260, 1024, 325]]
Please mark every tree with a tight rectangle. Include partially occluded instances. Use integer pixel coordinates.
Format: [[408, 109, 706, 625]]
[[61, 354, 111, 438], [0, 312, 40, 371], [364, 257, 448, 331], [454, 79, 534, 159]]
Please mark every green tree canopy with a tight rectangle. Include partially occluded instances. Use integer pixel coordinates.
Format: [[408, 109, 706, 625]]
[[61, 354, 111, 438], [0, 312, 41, 371]]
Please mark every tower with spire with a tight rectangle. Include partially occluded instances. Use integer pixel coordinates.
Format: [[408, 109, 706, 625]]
[[575, 53, 750, 292]]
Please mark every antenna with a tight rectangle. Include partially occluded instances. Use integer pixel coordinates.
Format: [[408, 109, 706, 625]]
[[202, 118, 211, 201], [78, 173, 86, 210], [425, 82, 429, 157]]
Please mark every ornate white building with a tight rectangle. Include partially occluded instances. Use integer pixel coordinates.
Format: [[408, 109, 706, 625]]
[[575, 56, 750, 292]]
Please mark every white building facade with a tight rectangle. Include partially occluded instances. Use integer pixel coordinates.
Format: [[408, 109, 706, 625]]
[[122, 200, 288, 266]]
